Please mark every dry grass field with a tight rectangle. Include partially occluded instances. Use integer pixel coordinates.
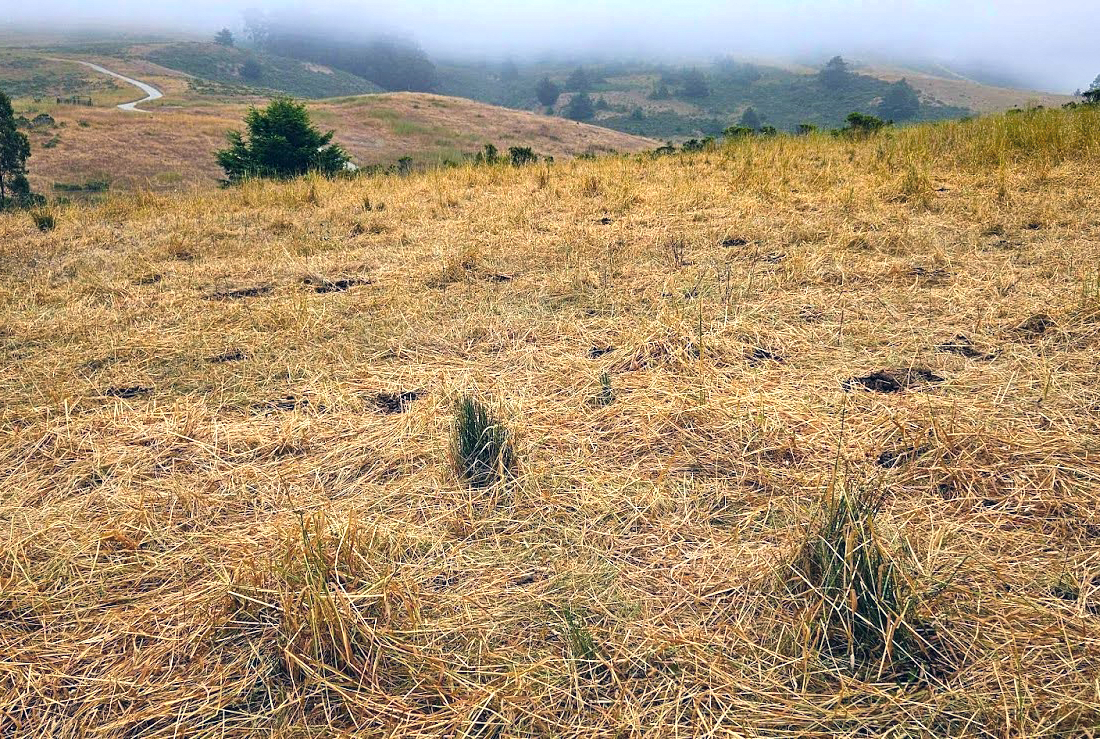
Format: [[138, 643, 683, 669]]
[[1, 108, 1099, 736], [21, 93, 656, 194]]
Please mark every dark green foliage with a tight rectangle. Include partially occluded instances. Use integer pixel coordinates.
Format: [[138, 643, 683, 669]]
[[474, 143, 499, 165], [594, 96, 610, 111], [738, 106, 762, 130], [723, 125, 755, 139], [796, 123, 819, 135], [681, 138, 706, 152], [879, 78, 920, 122], [819, 55, 851, 90], [788, 484, 936, 678], [679, 68, 710, 99], [0, 91, 36, 208], [53, 179, 109, 193], [30, 210, 55, 232], [759, 125, 778, 137], [630, 106, 645, 121], [214, 28, 235, 47], [594, 372, 614, 407], [1084, 87, 1100, 105], [262, 30, 437, 92], [240, 58, 262, 81], [508, 146, 537, 166], [535, 76, 560, 107], [452, 396, 516, 488], [563, 93, 595, 121], [565, 67, 591, 92], [216, 98, 349, 183], [844, 111, 889, 135]]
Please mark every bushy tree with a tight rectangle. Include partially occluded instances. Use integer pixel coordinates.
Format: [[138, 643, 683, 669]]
[[738, 107, 762, 130], [0, 91, 34, 207], [215, 29, 235, 47], [679, 68, 710, 99], [500, 59, 519, 82], [879, 78, 920, 122], [819, 56, 851, 90], [1085, 75, 1100, 105], [563, 92, 595, 121], [796, 123, 819, 135], [216, 97, 348, 183], [565, 67, 592, 92], [535, 76, 560, 107], [508, 146, 538, 166], [240, 58, 262, 81], [841, 111, 889, 136], [649, 82, 671, 100]]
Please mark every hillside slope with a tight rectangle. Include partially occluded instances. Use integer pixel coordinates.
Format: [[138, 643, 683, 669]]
[[2, 108, 1099, 736], [20, 93, 657, 193], [863, 64, 1075, 113]]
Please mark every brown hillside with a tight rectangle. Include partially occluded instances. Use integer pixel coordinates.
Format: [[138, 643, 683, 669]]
[[22, 93, 657, 193]]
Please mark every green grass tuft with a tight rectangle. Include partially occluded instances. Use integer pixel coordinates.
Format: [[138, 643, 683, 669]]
[[452, 395, 517, 488]]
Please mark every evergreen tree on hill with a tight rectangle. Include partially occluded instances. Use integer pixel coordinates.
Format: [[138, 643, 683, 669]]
[[819, 56, 851, 90], [216, 97, 348, 183], [0, 91, 35, 207], [563, 92, 595, 121], [536, 76, 561, 107]]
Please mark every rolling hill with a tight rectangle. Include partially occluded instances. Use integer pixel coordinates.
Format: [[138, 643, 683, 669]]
[[19, 92, 656, 194]]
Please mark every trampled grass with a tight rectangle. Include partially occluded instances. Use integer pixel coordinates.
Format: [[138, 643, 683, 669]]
[[1, 107, 1099, 736]]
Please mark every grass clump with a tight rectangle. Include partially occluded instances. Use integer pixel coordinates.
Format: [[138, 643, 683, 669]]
[[452, 395, 517, 488], [786, 482, 942, 680], [29, 209, 55, 232]]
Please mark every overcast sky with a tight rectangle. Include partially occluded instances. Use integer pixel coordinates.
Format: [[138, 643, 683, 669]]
[[4, 1, 1097, 91]]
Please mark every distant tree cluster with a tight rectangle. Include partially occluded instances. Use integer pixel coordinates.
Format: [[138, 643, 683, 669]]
[[214, 29, 235, 47], [535, 76, 560, 107], [679, 69, 710, 99], [819, 56, 851, 90], [879, 79, 920, 121], [563, 92, 596, 121]]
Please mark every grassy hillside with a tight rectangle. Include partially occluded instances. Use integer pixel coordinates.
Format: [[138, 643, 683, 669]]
[[2, 107, 1099, 735], [437, 59, 973, 138], [863, 64, 1075, 113], [143, 42, 383, 100], [17, 93, 656, 194]]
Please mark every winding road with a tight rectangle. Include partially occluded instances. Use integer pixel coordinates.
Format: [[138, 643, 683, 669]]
[[70, 60, 164, 112]]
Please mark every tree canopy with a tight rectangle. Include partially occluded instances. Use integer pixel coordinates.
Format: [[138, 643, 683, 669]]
[[535, 76, 561, 107], [679, 69, 710, 99], [879, 78, 920, 122], [216, 97, 349, 183], [819, 56, 851, 90], [738, 107, 762, 130], [214, 29, 235, 47], [565, 67, 592, 93], [563, 92, 595, 121], [0, 91, 34, 207]]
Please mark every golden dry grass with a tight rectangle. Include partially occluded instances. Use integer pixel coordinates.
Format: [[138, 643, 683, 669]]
[[1, 108, 1099, 736], [22, 93, 655, 194]]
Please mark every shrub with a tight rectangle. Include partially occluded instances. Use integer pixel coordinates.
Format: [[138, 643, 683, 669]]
[[839, 111, 889, 137], [796, 123, 819, 136], [30, 210, 55, 232], [452, 395, 517, 488], [679, 68, 710, 99], [474, 143, 499, 165], [722, 126, 755, 139], [509, 146, 538, 166]]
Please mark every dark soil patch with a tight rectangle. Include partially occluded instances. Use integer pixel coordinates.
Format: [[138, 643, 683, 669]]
[[171, 251, 196, 262], [374, 390, 423, 415], [1024, 221, 1043, 231], [908, 265, 952, 283], [484, 273, 513, 283], [721, 237, 749, 247], [303, 276, 371, 294], [1014, 313, 1056, 337], [133, 274, 162, 286], [747, 348, 784, 365], [760, 252, 787, 264], [843, 367, 944, 394], [206, 349, 246, 364], [877, 445, 931, 469], [598, 217, 614, 225], [208, 285, 273, 301], [103, 386, 152, 399], [937, 335, 996, 361], [588, 346, 614, 359]]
